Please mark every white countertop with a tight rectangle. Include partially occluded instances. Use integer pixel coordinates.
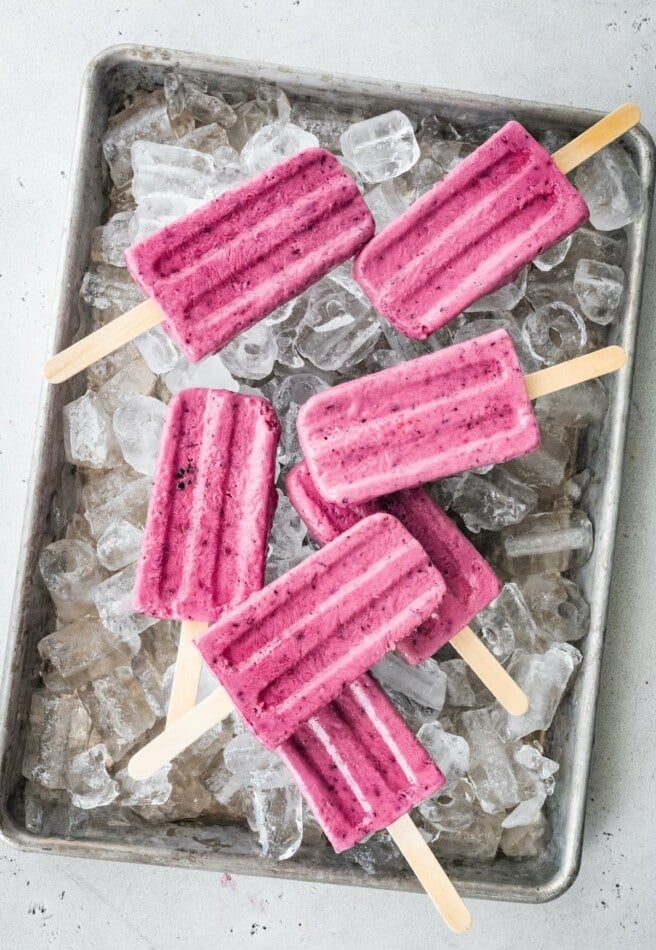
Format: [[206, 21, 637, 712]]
[[1, 1, 655, 947]]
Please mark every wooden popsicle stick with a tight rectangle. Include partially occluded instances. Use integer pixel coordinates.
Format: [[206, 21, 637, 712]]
[[553, 103, 641, 175], [523, 345, 626, 400], [166, 621, 209, 727], [387, 814, 472, 933], [43, 298, 164, 384], [452, 626, 528, 716], [128, 687, 235, 781]]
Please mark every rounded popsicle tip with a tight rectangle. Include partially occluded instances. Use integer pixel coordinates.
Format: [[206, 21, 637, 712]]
[[447, 905, 473, 935], [505, 688, 530, 718], [622, 102, 641, 126], [605, 345, 628, 371], [126, 750, 155, 782], [43, 355, 67, 384]]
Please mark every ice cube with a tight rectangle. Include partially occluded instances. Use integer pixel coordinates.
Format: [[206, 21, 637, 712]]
[[503, 644, 582, 739], [102, 90, 190, 188], [474, 583, 538, 660], [533, 234, 573, 272], [39, 539, 106, 621], [84, 476, 151, 540], [24, 782, 89, 837], [264, 373, 329, 468], [165, 351, 239, 394], [131, 141, 219, 203], [245, 784, 303, 861], [371, 654, 447, 712], [176, 122, 229, 153], [466, 268, 527, 312], [364, 180, 410, 228], [418, 778, 476, 833], [112, 395, 167, 476], [290, 101, 362, 152], [268, 490, 307, 561], [440, 659, 479, 708], [440, 468, 537, 534], [98, 358, 157, 413], [78, 665, 156, 759], [417, 721, 470, 795], [501, 792, 547, 829], [503, 431, 570, 490], [164, 74, 236, 129], [80, 264, 145, 314], [340, 111, 420, 183], [573, 259, 625, 325], [134, 325, 181, 375], [127, 193, 204, 244], [574, 143, 645, 230], [521, 302, 587, 366], [220, 323, 278, 380], [38, 615, 137, 688], [502, 510, 593, 575], [96, 518, 144, 570], [535, 378, 608, 429], [569, 226, 626, 267], [22, 692, 94, 789], [520, 573, 590, 645], [296, 289, 380, 372], [241, 123, 319, 175], [91, 211, 133, 268], [254, 82, 291, 124], [63, 391, 122, 470], [86, 342, 142, 391], [434, 809, 503, 861], [458, 707, 520, 813], [500, 811, 546, 857], [94, 563, 157, 638], [131, 622, 178, 718], [67, 744, 120, 809], [228, 101, 268, 152], [116, 763, 173, 809]]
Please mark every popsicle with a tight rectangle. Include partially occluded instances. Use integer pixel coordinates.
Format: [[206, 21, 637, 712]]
[[44, 148, 375, 383], [133, 388, 280, 725], [193, 512, 446, 748], [354, 104, 640, 338], [287, 462, 526, 714], [297, 328, 627, 505], [279, 673, 471, 932], [131, 672, 470, 931]]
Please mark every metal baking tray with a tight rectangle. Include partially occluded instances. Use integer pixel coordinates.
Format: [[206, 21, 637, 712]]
[[0, 44, 653, 903]]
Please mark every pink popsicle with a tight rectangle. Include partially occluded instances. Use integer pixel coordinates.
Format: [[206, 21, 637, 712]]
[[194, 512, 446, 748], [125, 148, 375, 361], [287, 462, 501, 661], [278, 672, 445, 852], [297, 328, 541, 505], [353, 120, 589, 339], [133, 388, 280, 621]]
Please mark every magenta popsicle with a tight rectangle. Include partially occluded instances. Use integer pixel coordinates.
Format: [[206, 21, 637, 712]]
[[133, 389, 280, 621], [194, 512, 446, 748], [278, 672, 445, 852], [353, 120, 589, 339], [125, 148, 375, 361], [286, 462, 501, 661], [297, 328, 540, 505]]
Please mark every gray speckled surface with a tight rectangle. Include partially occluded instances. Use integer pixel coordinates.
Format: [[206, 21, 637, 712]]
[[1, 1, 655, 947]]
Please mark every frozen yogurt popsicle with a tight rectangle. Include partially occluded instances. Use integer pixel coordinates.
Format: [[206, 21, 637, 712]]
[[297, 329, 626, 507], [194, 512, 446, 748], [298, 328, 540, 505], [44, 148, 375, 383], [354, 120, 589, 338], [287, 462, 528, 714], [286, 462, 501, 659], [133, 388, 280, 620], [278, 671, 445, 851], [133, 388, 280, 724]]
